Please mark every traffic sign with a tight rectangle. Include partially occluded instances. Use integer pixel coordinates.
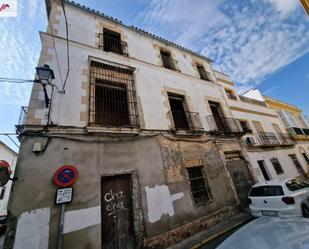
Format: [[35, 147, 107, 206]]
[[56, 188, 73, 205], [0, 160, 11, 187], [53, 165, 78, 187]]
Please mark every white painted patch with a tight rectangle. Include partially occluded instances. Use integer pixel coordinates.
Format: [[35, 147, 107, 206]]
[[63, 205, 101, 234], [145, 185, 184, 223], [14, 208, 50, 249]]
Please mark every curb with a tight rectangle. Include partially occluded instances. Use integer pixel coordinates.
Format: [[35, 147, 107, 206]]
[[190, 217, 252, 249]]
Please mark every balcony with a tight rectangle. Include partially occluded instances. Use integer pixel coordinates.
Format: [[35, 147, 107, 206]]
[[98, 33, 128, 56], [206, 115, 243, 135], [277, 133, 295, 145], [16, 106, 28, 134], [247, 132, 295, 147], [287, 127, 309, 140], [257, 132, 280, 146], [169, 110, 203, 134]]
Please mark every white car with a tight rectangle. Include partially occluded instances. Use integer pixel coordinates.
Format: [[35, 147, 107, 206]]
[[248, 178, 309, 218], [217, 217, 309, 249]]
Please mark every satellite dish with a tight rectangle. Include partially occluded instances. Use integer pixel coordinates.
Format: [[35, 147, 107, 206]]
[[0, 160, 11, 187]]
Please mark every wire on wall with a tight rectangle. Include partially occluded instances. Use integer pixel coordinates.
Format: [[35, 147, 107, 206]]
[[60, 0, 70, 93]]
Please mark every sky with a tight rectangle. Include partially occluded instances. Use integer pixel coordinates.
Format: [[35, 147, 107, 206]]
[[0, 0, 308, 151]]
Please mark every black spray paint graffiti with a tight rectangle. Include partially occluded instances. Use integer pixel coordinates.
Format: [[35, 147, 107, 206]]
[[104, 189, 127, 216]]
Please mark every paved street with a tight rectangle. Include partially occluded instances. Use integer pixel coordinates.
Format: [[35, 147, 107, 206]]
[[200, 224, 245, 249]]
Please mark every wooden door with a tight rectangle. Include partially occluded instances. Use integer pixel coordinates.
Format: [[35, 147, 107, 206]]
[[101, 175, 134, 249]]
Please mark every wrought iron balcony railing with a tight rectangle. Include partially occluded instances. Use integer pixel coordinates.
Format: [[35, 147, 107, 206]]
[[288, 127, 304, 136], [277, 133, 295, 145], [206, 115, 243, 135], [169, 110, 203, 133], [257, 132, 280, 145], [16, 106, 28, 134], [98, 33, 128, 56], [161, 54, 178, 71]]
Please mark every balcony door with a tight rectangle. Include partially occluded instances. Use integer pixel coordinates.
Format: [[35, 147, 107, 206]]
[[209, 102, 225, 132], [168, 94, 189, 129]]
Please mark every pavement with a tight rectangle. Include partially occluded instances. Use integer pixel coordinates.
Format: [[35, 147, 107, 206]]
[[167, 212, 252, 249]]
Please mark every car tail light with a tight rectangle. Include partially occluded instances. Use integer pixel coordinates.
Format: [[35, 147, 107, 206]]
[[282, 196, 295, 205], [247, 197, 252, 205]]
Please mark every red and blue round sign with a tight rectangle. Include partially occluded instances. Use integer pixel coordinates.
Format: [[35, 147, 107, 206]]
[[53, 165, 78, 187]]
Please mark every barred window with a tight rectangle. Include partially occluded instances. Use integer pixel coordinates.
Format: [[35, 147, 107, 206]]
[[187, 166, 211, 206], [89, 61, 139, 128], [196, 64, 209, 81], [270, 158, 284, 175]]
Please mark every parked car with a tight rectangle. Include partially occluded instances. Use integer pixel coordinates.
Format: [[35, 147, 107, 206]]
[[0, 215, 7, 235], [248, 178, 309, 218], [217, 216, 309, 249]]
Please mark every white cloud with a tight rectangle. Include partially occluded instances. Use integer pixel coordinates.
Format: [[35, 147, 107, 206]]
[[263, 0, 299, 17], [0, 1, 46, 106], [136, 0, 309, 91]]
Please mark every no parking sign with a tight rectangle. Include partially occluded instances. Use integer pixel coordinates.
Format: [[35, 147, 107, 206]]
[[53, 165, 78, 188]]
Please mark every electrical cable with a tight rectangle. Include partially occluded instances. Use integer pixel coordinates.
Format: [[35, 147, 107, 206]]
[[60, 0, 70, 93]]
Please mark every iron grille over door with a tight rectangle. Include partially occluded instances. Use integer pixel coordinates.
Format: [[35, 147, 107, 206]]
[[89, 61, 139, 128]]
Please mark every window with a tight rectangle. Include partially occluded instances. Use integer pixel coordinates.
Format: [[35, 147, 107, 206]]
[[0, 187, 5, 199], [225, 89, 237, 100], [103, 28, 123, 54], [252, 121, 264, 133], [196, 64, 209, 81], [187, 166, 211, 206], [289, 154, 305, 176], [239, 120, 252, 133], [286, 179, 309, 191], [249, 185, 284, 197], [209, 101, 227, 132], [257, 160, 271, 181], [270, 158, 284, 175], [89, 61, 139, 127], [302, 153, 309, 165], [168, 94, 189, 129], [160, 50, 176, 70]]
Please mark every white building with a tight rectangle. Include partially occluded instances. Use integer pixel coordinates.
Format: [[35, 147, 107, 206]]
[[7, 1, 255, 249], [0, 141, 17, 216], [215, 77, 309, 182]]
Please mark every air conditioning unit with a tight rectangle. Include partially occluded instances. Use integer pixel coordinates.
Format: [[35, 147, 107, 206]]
[[245, 137, 256, 145]]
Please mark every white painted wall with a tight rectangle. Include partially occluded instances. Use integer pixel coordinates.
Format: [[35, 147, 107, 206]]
[[242, 89, 265, 102], [0, 141, 17, 216], [29, 1, 231, 131]]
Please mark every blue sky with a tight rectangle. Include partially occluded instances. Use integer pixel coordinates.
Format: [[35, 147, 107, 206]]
[[0, 0, 308, 151]]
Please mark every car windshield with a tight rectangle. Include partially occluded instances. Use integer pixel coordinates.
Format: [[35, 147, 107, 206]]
[[286, 179, 309, 191], [249, 185, 284, 197]]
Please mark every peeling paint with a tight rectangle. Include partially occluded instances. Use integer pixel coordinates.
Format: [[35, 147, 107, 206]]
[[64, 205, 101, 234], [145, 185, 184, 223], [14, 208, 50, 249]]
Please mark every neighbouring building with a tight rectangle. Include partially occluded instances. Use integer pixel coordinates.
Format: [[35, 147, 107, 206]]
[[264, 96, 309, 175], [0, 141, 17, 217], [6, 1, 256, 249], [300, 0, 309, 15], [216, 78, 309, 182]]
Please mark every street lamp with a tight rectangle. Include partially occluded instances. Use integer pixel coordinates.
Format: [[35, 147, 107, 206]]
[[35, 64, 55, 108], [36, 64, 55, 84]]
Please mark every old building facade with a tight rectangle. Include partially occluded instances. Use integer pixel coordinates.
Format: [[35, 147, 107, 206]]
[[6, 1, 256, 249]]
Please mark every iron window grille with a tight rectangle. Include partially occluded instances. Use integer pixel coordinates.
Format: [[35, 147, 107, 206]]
[[257, 132, 280, 145], [98, 29, 128, 56], [89, 60, 139, 128], [289, 154, 305, 176], [270, 158, 284, 175], [187, 166, 211, 206]]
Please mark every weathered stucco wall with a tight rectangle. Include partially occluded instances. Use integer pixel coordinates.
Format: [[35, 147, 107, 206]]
[[8, 134, 240, 249]]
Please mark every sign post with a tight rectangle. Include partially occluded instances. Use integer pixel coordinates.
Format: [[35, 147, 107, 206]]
[[53, 165, 78, 249]]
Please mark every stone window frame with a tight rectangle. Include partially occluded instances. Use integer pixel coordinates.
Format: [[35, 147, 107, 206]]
[[153, 44, 181, 72], [184, 163, 213, 207]]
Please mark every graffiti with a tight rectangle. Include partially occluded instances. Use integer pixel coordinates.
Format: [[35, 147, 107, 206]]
[[104, 189, 127, 216]]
